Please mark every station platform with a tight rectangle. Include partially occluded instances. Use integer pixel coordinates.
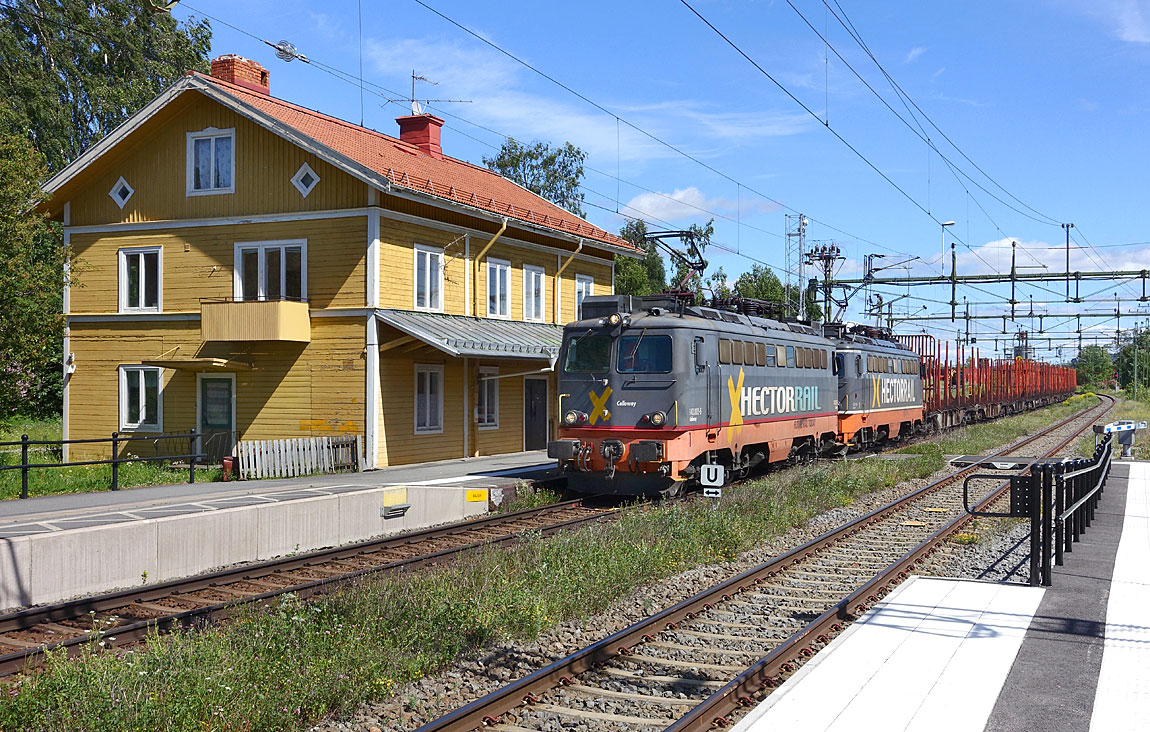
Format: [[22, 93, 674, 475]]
[[732, 460, 1149, 732], [0, 451, 557, 610]]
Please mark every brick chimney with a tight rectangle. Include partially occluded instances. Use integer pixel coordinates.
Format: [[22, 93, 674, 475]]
[[396, 114, 445, 159], [210, 54, 270, 94]]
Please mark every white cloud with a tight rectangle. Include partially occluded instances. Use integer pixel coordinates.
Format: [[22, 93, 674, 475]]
[[621, 186, 781, 224], [365, 36, 811, 166], [952, 237, 1150, 277], [1068, 0, 1150, 42], [905, 46, 927, 63]]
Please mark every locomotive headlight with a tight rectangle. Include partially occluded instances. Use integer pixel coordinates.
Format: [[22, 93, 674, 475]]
[[648, 411, 667, 427], [606, 312, 623, 327], [563, 410, 587, 426]]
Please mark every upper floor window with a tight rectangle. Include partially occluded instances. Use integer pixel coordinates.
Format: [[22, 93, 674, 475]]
[[487, 258, 510, 318], [523, 265, 545, 322], [118, 246, 161, 313], [477, 367, 499, 428], [187, 128, 235, 196], [120, 365, 162, 431], [414, 245, 444, 312], [234, 240, 306, 302], [575, 274, 594, 320]]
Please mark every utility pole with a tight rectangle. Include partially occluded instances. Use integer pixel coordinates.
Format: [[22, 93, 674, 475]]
[[1062, 223, 1074, 302], [805, 243, 843, 322]]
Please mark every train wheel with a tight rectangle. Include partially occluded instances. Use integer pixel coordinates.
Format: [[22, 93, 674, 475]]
[[661, 481, 685, 499]]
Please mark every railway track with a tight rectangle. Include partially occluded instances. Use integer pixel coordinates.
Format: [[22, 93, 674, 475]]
[[413, 394, 1113, 732], [0, 494, 619, 677]]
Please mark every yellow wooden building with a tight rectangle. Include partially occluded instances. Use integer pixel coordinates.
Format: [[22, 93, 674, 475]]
[[40, 55, 636, 468]]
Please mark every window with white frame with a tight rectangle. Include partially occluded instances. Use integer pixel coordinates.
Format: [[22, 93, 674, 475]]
[[523, 265, 545, 322], [118, 246, 162, 312], [120, 366, 162, 431], [187, 128, 235, 195], [235, 240, 306, 301], [414, 364, 444, 434], [487, 258, 511, 318], [290, 162, 320, 198], [108, 176, 135, 209], [414, 245, 444, 311], [575, 274, 594, 320], [477, 367, 499, 428]]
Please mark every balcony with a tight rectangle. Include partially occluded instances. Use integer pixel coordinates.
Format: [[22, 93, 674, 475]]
[[201, 299, 311, 343]]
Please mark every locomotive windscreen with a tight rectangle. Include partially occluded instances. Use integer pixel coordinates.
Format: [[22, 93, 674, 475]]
[[617, 335, 672, 373], [564, 335, 611, 373]]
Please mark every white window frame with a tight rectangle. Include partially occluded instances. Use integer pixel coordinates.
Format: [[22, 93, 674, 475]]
[[487, 258, 511, 319], [522, 265, 546, 322], [414, 364, 445, 434], [186, 127, 236, 197], [477, 366, 499, 430], [413, 244, 445, 312], [575, 274, 594, 320], [108, 176, 135, 209], [119, 365, 163, 432], [290, 162, 320, 198], [118, 246, 163, 313], [233, 239, 308, 302]]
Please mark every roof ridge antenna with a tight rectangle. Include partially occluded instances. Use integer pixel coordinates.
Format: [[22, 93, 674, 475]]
[[384, 71, 471, 115]]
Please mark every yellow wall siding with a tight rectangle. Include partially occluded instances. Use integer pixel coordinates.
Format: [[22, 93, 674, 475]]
[[378, 219, 468, 314], [66, 317, 365, 459], [559, 259, 614, 324], [68, 93, 366, 227], [377, 350, 464, 466], [68, 218, 367, 314]]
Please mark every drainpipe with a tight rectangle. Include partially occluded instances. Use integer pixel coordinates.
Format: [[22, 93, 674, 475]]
[[472, 217, 508, 318], [554, 239, 584, 324]]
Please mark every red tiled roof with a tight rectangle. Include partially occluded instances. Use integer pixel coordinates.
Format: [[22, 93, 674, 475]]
[[192, 72, 635, 252]]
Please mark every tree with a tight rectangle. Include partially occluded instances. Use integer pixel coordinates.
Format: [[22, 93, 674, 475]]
[[1114, 333, 1150, 394], [733, 264, 785, 302], [0, 107, 66, 416], [483, 138, 587, 218], [670, 219, 713, 300], [0, 1, 212, 172], [1074, 344, 1111, 387], [613, 218, 667, 296]]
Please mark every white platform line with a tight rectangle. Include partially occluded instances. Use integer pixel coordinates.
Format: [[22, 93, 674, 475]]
[[1090, 461, 1150, 732]]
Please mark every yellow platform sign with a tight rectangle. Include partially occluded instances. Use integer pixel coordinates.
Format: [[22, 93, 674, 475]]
[[466, 488, 489, 503]]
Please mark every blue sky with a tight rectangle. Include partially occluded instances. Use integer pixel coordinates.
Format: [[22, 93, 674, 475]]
[[173, 0, 1150, 360]]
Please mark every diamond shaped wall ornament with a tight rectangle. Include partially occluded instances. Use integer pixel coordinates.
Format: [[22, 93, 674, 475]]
[[291, 162, 320, 198], [108, 176, 135, 209]]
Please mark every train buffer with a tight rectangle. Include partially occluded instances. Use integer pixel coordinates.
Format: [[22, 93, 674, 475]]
[[1094, 420, 1147, 457]]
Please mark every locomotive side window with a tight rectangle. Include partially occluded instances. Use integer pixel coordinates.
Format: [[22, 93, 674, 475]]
[[833, 353, 842, 374], [786, 345, 796, 368], [856, 355, 863, 375], [617, 335, 672, 373], [719, 338, 731, 364], [755, 342, 767, 366], [563, 334, 611, 373], [744, 341, 755, 366], [731, 340, 743, 365], [776, 345, 786, 366], [765, 345, 777, 367]]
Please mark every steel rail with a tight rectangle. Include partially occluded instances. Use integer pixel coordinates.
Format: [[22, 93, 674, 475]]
[[412, 395, 1111, 732], [0, 490, 621, 676], [666, 393, 1114, 731]]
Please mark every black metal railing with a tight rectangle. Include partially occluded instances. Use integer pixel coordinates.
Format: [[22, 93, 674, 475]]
[[0, 430, 204, 499], [963, 434, 1113, 587]]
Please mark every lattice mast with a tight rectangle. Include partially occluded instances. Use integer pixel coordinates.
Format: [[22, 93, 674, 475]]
[[785, 213, 808, 319]]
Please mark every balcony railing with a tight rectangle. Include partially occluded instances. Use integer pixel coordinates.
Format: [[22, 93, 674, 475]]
[[201, 299, 311, 343]]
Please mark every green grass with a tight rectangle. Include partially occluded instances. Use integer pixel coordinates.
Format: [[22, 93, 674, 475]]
[[0, 415, 222, 500], [495, 483, 563, 513], [0, 397, 1097, 731]]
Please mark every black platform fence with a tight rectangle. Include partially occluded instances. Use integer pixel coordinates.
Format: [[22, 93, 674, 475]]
[[963, 433, 1113, 587], [0, 430, 205, 499]]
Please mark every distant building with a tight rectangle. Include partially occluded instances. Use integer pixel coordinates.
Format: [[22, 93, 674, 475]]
[[40, 54, 638, 467]]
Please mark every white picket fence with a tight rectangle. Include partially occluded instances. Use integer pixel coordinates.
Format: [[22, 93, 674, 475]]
[[235, 435, 362, 480]]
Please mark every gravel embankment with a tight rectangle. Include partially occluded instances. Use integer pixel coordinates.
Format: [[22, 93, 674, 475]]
[[314, 414, 1095, 732]]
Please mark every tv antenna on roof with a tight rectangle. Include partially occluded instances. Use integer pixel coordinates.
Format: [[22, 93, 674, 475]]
[[384, 71, 470, 115]]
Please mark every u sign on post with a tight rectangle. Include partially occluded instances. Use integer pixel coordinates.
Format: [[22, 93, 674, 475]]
[[701, 463, 724, 500]]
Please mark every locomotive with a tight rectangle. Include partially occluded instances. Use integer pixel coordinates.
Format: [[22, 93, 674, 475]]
[[547, 293, 1073, 496]]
